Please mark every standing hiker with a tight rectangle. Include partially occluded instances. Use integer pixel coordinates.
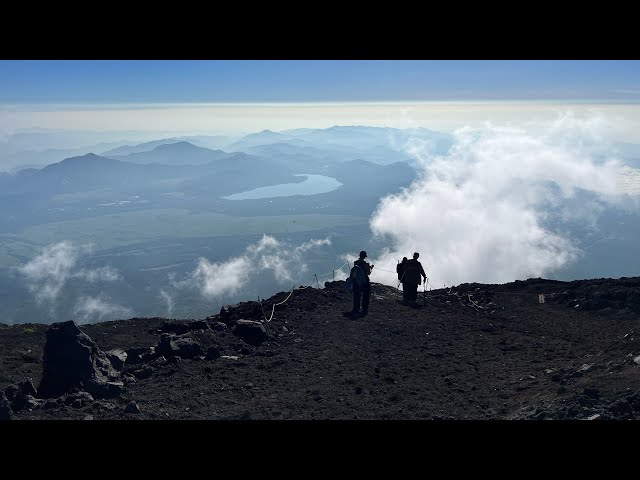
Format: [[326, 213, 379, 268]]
[[397, 257, 408, 303], [351, 250, 373, 316], [403, 252, 426, 307]]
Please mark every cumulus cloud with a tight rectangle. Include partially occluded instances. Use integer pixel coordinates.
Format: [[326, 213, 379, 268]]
[[73, 295, 133, 324], [189, 256, 252, 298], [368, 113, 629, 287], [176, 235, 331, 299], [17, 241, 79, 303], [17, 241, 121, 304]]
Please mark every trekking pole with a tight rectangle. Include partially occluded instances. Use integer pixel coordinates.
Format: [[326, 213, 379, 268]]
[[315, 274, 320, 289], [332, 270, 335, 281]]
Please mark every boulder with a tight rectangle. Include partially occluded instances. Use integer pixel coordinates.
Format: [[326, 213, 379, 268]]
[[211, 322, 228, 332], [12, 394, 43, 412], [155, 333, 204, 359], [152, 356, 167, 367], [59, 391, 94, 406], [233, 319, 268, 346], [5, 379, 37, 401], [37, 320, 121, 398], [125, 346, 155, 365], [124, 401, 141, 414], [105, 349, 128, 371]]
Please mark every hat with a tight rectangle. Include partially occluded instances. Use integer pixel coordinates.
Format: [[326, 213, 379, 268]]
[[413, 252, 419, 258], [359, 250, 367, 258]]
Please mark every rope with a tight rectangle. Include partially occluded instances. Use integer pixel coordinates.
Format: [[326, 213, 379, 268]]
[[372, 267, 396, 273], [259, 284, 296, 323], [467, 293, 486, 310], [315, 261, 349, 277]]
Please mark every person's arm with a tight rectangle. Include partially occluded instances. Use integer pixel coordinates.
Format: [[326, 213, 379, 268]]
[[420, 263, 427, 282]]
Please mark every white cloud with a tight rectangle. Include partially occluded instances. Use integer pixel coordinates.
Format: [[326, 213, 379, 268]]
[[17, 241, 122, 304], [294, 237, 332, 253], [72, 296, 133, 324], [259, 254, 294, 282], [247, 234, 281, 255], [17, 241, 79, 303], [177, 234, 331, 299], [189, 256, 252, 298], [368, 113, 630, 287]]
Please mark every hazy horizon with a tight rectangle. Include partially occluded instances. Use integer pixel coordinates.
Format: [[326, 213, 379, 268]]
[[3, 101, 640, 144]]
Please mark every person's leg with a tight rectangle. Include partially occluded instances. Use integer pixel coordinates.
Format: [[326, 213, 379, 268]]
[[410, 284, 418, 304], [362, 282, 371, 313], [352, 287, 361, 313]]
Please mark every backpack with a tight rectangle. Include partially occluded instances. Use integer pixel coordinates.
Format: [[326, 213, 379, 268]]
[[349, 264, 366, 289], [396, 262, 405, 281], [403, 260, 420, 284]]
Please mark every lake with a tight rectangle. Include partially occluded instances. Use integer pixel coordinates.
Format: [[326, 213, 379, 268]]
[[223, 174, 343, 200]]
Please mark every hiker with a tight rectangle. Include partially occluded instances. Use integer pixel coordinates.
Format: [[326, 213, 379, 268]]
[[351, 250, 373, 316], [397, 257, 408, 303], [402, 252, 426, 306]]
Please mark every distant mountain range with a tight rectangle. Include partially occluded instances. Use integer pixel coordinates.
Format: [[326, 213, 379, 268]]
[[226, 126, 454, 164], [105, 141, 236, 165], [0, 135, 421, 232]]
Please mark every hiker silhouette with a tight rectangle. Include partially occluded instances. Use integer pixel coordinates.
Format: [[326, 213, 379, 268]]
[[397, 257, 408, 303], [351, 250, 373, 317], [402, 252, 426, 307]]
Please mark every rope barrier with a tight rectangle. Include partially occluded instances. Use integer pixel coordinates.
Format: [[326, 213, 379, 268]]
[[259, 284, 296, 323], [372, 267, 396, 273], [315, 260, 349, 278]]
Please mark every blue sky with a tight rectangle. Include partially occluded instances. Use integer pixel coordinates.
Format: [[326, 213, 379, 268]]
[[1, 60, 639, 103]]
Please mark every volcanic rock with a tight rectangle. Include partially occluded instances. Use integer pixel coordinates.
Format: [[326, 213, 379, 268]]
[[37, 320, 121, 398], [233, 320, 268, 346]]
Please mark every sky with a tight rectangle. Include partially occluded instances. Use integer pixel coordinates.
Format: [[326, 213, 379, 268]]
[[1, 60, 640, 103]]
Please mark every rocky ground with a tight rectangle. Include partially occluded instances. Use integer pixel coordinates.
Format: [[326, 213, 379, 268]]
[[2, 277, 640, 420]]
